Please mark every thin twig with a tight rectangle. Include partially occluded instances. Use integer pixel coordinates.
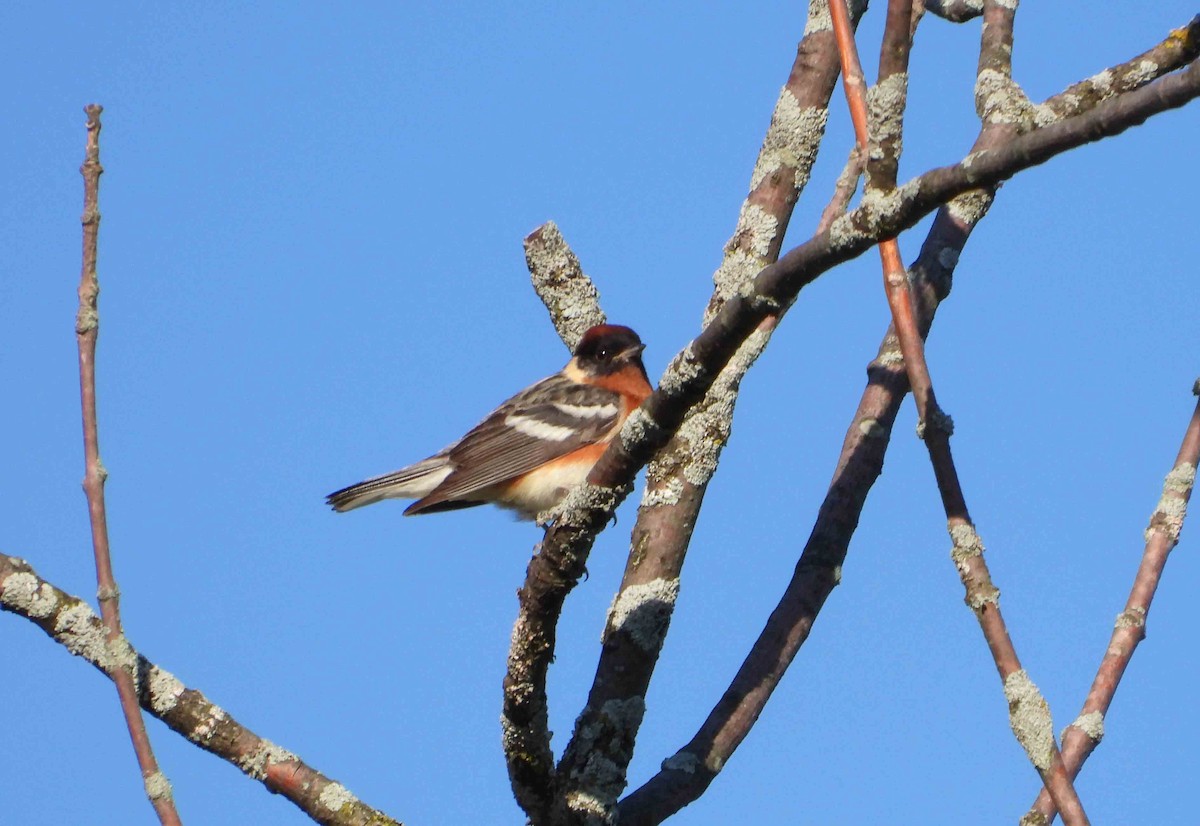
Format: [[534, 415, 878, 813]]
[[816, 146, 864, 232], [619, 18, 1200, 823], [0, 554, 402, 826], [1022, 388, 1200, 826], [75, 104, 184, 826], [827, 1, 1091, 821]]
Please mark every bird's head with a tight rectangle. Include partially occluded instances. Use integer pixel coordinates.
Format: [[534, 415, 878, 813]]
[[571, 324, 649, 380]]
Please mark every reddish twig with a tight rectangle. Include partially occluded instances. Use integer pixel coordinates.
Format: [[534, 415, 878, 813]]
[[827, 1, 1091, 822], [1023, 388, 1200, 825], [75, 104, 183, 826], [620, 18, 1200, 823], [0, 554, 401, 826]]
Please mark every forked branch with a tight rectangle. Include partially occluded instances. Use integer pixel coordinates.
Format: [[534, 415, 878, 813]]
[[1023, 387, 1200, 825]]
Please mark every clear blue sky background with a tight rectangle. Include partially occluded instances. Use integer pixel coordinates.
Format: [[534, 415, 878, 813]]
[[3, 3, 1198, 824]]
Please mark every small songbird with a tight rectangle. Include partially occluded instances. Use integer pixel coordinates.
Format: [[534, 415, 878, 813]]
[[326, 324, 653, 520]]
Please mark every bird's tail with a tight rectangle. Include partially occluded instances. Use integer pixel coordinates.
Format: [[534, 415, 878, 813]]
[[326, 457, 453, 512]]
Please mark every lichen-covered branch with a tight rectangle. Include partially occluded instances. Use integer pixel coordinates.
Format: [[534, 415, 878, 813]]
[[975, 0, 1032, 129], [829, 2, 1090, 820], [1022, 388, 1200, 826], [524, 221, 606, 351], [620, 19, 1200, 822], [863, 0, 915, 190], [0, 554, 401, 826], [546, 4, 867, 821], [503, 221, 609, 818], [1033, 15, 1200, 127]]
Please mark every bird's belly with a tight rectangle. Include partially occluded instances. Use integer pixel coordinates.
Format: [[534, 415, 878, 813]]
[[497, 445, 605, 518]]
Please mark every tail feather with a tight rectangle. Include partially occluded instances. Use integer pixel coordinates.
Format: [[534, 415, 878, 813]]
[[326, 457, 453, 512]]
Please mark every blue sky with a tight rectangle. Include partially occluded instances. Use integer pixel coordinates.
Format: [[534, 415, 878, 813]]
[[3, 3, 1198, 824]]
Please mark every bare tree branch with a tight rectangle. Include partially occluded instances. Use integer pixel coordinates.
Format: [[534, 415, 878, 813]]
[[524, 221, 606, 351], [74, 103, 183, 826], [547, 4, 869, 821], [830, 0, 1092, 819], [618, 17, 1200, 823], [0, 554, 402, 826], [1022, 387, 1200, 826], [550, 44, 1200, 569]]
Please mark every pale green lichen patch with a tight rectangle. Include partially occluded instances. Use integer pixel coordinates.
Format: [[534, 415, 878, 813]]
[[675, 327, 771, 486], [564, 789, 615, 824], [966, 585, 1000, 610], [0, 571, 60, 618], [866, 72, 908, 164], [148, 666, 186, 715], [828, 211, 869, 252], [949, 523, 985, 565], [1125, 59, 1160, 87], [620, 406, 664, 453], [188, 706, 228, 745], [1115, 606, 1146, 630], [543, 482, 627, 528], [640, 476, 684, 508], [858, 417, 888, 439], [318, 781, 359, 811], [1003, 669, 1056, 771], [143, 771, 173, 802], [106, 634, 139, 685], [749, 92, 828, 192], [1032, 103, 1062, 128], [525, 221, 605, 349], [55, 601, 110, 667], [1164, 462, 1196, 494], [237, 739, 298, 781], [567, 697, 647, 804], [1089, 69, 1114, 94], [1145, 468, 1189, 543], [1067, 710, 1104, 743], [605, 578, 680, 651], [736, 204, 778, 259], [874, 345, 904, 368], [710, 249, 763, 322], [916, 408, 954, 440], [975, 68, 1034, 128], [947, 189, 994, 226], [657, 344, 708, 397], [804, 0, 832, 33]]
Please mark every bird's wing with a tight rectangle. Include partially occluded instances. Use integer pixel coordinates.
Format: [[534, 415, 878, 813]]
[[424, 374, 621, 502]]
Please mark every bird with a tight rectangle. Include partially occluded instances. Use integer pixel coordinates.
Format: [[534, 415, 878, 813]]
[[326, 324, 653, 520]]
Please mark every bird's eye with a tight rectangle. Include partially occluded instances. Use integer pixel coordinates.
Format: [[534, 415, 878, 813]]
[[596, 347, 610, 360]]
